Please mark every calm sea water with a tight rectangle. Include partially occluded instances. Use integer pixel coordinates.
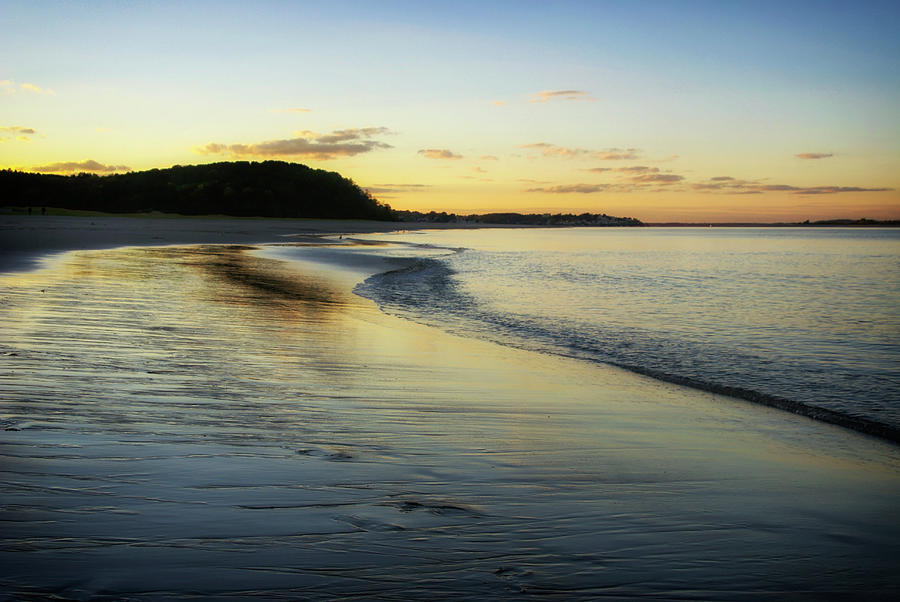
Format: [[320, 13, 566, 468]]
[[354, 227, 900, 436]]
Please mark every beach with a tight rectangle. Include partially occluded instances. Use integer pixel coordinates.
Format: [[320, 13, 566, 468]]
[[2, 215, 899, 599], [0, 214, 426, 274]]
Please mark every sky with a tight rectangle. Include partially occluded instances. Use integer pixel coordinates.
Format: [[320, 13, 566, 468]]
[[2, 0, 899, 222]]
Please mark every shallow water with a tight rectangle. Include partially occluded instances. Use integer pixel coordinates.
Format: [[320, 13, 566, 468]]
[[2, 243, 899, 599], [352, 227, 900, 437]]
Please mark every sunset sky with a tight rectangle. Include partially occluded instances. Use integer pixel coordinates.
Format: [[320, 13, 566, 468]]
[[2, 0, 898, 222]]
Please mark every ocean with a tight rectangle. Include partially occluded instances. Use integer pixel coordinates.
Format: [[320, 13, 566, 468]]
[[351, 227, 900, 439]]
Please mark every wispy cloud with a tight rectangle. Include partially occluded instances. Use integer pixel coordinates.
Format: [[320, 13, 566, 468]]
[[519, 142, 591, 159], [480, 155, 499, 161], [491, 100, 506, 107], [792, 186, 891, 195], [577, 166, 884, 195], [796, 152, 834, 160], [584, 165, 658, 174], [20, 82, 55, 95], [0, 126, 37, 142], [530, 90, 595, 103], [614, 165, 657, 173], [520, 143, 589, 158], [594, 150, 640, 160], [1, 80, 56, 95], [521, 142, 639, 160], [365, 183, 432, 197], [368, 183, 431, 194], [195, 128, 392, 160], [527, 183, 607, 193], [31, 159, 130, 174], [418, 148, 463, 160], [629, 173, 684, 184], [269, 107, 312, 114], [315, 127, 390, 143], [692, 177, 891, 195]]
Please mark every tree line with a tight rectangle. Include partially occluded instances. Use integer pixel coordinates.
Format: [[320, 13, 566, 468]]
[[1, 161, 645, 226], [396, 210, 643, 226], [0, 161, 397, 221]]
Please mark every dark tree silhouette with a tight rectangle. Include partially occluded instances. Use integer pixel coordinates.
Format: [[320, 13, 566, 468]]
[[0, 161, 397, 221], [395, 210, 643, 226]]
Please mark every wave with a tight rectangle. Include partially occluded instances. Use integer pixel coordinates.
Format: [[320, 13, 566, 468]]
[[354, 249, 900, 445]]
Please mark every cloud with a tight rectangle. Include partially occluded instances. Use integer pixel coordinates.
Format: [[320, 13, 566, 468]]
[[369, 183, 430, 192], [521, 142, 639, 160], [376, 183, 431, 188], [418, 148, 463, 160], [520, 142, 589, 158], [614, 165, 657, 173], [480, 155, 499, 161], [20, 82, 55, 95], [31, 159, 131, 174], [1, 80, 55, 94], [692, 177, 891, 195], [491, 100, 506, 107], [796, 152, 834, 159], [629, 173, 684, 184], [0, 126, 37, 142], [269, 107, 312, 113], [365, 183, 432, 197], [316, 127, 391, 144], [791, 186, 892, 194], [197, 142, 229, 154], [584, 165, 658, 174], [1, 126, 37, 135], [594, 150, 640, 160], [527, 183, 607, 194], [530, 90, 595, 103], [195, 128, 392, 160]]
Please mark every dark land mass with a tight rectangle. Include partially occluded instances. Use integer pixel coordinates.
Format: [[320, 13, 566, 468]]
[[0, 161, 396, 220], [1, 162, 643, 226], [396, 210, 643, 226], [648, 219, 900, 227]]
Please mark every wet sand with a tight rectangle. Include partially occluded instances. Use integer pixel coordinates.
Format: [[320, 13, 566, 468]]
[[1, 218, 900, 599], [0, 214, 419, 274]]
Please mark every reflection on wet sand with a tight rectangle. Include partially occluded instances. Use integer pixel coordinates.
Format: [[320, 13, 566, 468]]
[[179, 245, 346, 309], [1, 244, 899, 599]]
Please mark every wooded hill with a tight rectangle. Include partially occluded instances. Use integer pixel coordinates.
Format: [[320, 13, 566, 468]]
[[0, 161, 396, 220]]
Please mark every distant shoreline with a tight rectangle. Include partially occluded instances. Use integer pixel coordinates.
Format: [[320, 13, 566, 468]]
[[4, 207, 896, 228], [646, 219, 900, 227]]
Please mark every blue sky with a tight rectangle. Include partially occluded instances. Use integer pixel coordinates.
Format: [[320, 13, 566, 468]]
[[2, 0, 898, 220]]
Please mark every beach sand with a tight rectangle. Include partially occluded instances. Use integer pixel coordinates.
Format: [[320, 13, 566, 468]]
[[1, 216, 899, 599], [0, 214, 421, 274]]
